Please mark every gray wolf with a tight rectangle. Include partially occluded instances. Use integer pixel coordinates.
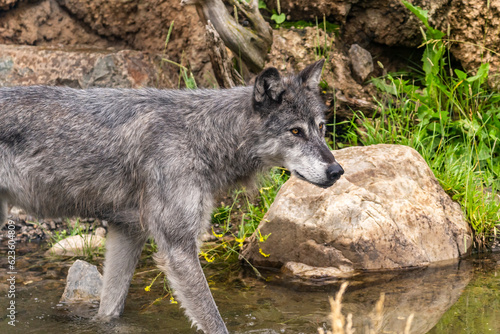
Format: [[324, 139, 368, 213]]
[[0, 59, 343, 333]]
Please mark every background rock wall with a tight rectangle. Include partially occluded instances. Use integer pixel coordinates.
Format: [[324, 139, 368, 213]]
[[0, 0, 497, 91], [264, 0, 500, 89], [0, 0, 211, 87]]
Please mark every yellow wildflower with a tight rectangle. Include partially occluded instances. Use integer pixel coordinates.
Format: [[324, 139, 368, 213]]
[[235, 236, 245, 248], [212, 227, 224, 238], [259, 247, 270, 258], [257, 229, 271, 242], [199, 251, 215, 263]]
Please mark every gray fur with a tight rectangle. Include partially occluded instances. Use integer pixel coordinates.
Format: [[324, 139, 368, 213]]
[[0, 60, 343, 334]]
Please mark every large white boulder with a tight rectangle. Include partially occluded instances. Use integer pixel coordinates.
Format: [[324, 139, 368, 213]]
[[241, 145, 472, 277]]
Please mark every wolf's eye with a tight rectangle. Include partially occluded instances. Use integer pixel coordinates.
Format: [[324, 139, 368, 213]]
[[319, 123, 324, 131], [290, 128, 302, 136]]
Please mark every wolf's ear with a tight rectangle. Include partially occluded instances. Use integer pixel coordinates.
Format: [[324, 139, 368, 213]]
[[253, 67, 284, 107], [298, 59, 325, 91]]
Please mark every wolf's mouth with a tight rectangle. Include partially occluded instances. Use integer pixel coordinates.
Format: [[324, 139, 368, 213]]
[[294, 170, 307, 180], [293, 170, 337, 189]]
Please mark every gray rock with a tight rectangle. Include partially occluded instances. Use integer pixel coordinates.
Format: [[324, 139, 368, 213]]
[[241, 145, 473, 276], [60, 259, 103, 303], [349, 44, 374, 82]]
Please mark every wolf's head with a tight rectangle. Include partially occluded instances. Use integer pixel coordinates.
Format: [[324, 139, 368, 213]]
[[253, 60, 344, 188]]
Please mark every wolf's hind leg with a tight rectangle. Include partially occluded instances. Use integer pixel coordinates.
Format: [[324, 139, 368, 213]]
[[97, 223, 147, 319]]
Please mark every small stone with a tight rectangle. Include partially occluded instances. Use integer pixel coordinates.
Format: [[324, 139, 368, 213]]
[[9, 206, 24, 215], [200, 232, 217, 242], [45, 270, 60, 279], [94, 227, 106, 238], [67, 218, 79, 229]]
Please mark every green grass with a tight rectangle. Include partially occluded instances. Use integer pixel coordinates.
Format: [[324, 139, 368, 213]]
[[160, 20, 198, 90], [202, 168, 289, 266], [48, 218, 84, 244], [280, 19, 339, 34], [338, 2, 500, 249]]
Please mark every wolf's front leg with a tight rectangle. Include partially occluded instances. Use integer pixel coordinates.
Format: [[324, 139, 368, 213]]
[[97, 223, 147, 319], [155, 238, 228, 334]]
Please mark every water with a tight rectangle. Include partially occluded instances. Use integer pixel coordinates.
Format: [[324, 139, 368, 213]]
[[1, 243, 499, 333]]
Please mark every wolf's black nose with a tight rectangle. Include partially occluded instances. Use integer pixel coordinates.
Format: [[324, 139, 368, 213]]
[[326, 163, 344, 182]]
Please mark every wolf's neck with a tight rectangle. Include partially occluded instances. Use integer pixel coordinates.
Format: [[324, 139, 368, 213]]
[[188, 87, 266, 193]]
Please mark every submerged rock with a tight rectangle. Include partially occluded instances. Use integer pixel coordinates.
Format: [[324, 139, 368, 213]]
[[281, 261, 354, 279], [60, 259, 102, 303], [241, 144, 473, 277], [47, 234, 105, 257]]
